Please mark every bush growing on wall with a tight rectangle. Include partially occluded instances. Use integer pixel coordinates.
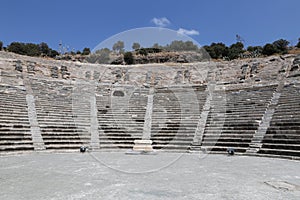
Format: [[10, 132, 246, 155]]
[[124, 51, 134, 65]]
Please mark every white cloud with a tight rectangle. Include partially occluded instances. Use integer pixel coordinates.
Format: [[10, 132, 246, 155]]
[[177, 28, 199, 36], [151, 17, 171, 27]]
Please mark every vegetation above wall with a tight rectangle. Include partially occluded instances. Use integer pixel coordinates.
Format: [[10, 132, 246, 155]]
[[0, 38, 299, 64]]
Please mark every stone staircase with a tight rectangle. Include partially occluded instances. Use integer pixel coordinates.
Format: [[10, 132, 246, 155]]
[[246, 84, 282, 154], [150, 85, 207, 151], [96, 85, 147, 150], [0, 85, 34, 152], [201, 85, 277, 153], [259, 83, 300, 157]]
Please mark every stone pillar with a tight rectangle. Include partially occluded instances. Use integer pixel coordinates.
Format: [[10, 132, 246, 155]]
[[142, 93, 153, 140], [26, 94, 45, 150], [190, 84, 215, 151], [132, 87, 154, 152], [90, 95, 100, 150]]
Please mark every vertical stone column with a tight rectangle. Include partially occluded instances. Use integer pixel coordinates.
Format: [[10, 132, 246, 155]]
[[132, 87, 154, 152], [90, 94, 100, 150], [22, 63, 45, 151], [190, 83, 215, 151], [142, 93, 154, 140], [26, 94, 45, 150]]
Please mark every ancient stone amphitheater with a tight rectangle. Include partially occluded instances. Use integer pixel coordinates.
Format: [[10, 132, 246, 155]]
[[0, 51, 300, 160]]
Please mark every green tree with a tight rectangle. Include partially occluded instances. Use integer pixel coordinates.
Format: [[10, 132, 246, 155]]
[[132, 42, 140, 50], [297, 38, 300, 48], [228, 42, 244, 60], [7, 42, 40, 56], [82, 47, 91, 55], [262, 43, 277, 56], [137, 48, 148, 56], [86, 48, 111, 64], [24, 43, 41, 56], [203, 45, 216, 59], [273, 39, 289, 54], [39, 42, 50, 55], [112, 41, 124, 53], [49, 49, 59, 58], [246, 46, 263, 57], [124, 51, 134, 65], [166, 40, 198, 51], [204, 43, 229, 59], [184, 41, 198, 51], [0, 41, 3, 50], [95, 48, 111, 63], [152, 43, 162, 49], [7, 42, 25, 55], [247, 46, 263, 53], [7, 41, 59, 57]]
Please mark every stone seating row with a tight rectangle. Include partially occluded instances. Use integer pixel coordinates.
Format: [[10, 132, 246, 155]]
[[0, 86, 34, 152], [150, 86, 207, 151], [96, 86, 148, 149], [1, 77, 300, 159], [201, 86, 276, 153], [259, 84, 300, 157], [30, 80, 89, 150]]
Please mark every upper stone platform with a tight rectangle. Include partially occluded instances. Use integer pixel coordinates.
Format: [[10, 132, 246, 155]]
[[1, 51, 299, 89]]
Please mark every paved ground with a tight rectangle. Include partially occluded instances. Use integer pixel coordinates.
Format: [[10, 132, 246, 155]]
[[0, 152, 300, 200]]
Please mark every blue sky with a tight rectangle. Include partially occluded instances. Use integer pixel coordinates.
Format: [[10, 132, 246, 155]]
[[0, 0, 299, 51]]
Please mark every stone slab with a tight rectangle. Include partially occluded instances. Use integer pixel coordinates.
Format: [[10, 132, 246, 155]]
[[132, 140, 153, 152], [0, 153, 299, 200]]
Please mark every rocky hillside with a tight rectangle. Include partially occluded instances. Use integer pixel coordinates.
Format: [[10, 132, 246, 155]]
[[110, 51, 208, 65], [0, 51, 299, 88]]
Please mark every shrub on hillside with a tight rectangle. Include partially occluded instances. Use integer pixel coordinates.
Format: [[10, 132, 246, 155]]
[[204, 43, 228, 59], [227, 42, 244, 60], [296, 38, 300, 48], [82, 47, 91, 55], [7, 42, 26, 55], [136, 48, 162, 56], [39, 42, 50, 55], [273, 39, 289, 54], [86, 48, 111, 64], [247, 46, 263, 53], [132, 42, 141, 50], [165, 40, 198, 51], [112, 41, 125, 53], [49, 49, 59, 58], [24, 43, 41, 56], [124, 52, 134, 65], [7, 42, 59, 58], [262, 43, 277, 56]]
